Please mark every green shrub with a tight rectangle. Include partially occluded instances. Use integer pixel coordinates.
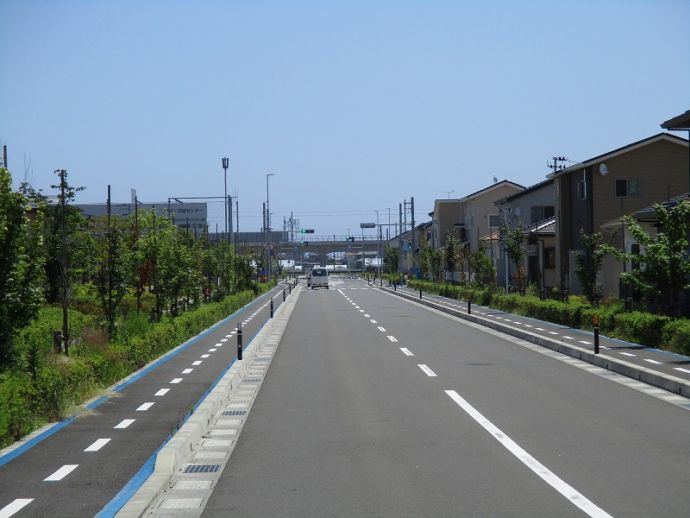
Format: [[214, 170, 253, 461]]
[[0, 373, 39, 448], [612, 312, 671, 348], [661, 319, 690, 355]]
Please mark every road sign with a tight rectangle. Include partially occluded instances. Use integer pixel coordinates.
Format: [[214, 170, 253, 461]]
[[300, 229, 315, 234], [360, 223, 376, 229]]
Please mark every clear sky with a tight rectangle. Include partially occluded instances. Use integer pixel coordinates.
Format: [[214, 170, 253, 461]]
[[1, 0, 688, 237]]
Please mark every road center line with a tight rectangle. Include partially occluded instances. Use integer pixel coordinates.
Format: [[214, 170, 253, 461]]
[[44, 464, 78, 482], [400, 348, 414, 356], [0, 499, 34, 517], [387, 336, 398, 342], [114, 419, 135, 429], [417, 364, 437, 377], [445, 390, 612, 518], [84, 438, 111, 452]]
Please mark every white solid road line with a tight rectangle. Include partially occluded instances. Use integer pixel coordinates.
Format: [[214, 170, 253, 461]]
[[136, 402, 155, 411], [387, 336, 398, 342], [400, 348, 414, 356], [114, 419, 135, 429], [675, 367, 690, 374], [155, 388, 170, 396], [0, 499, 34, 518], [84, 438, 111, 452], [44, 464, 78, 482], [644, 359, 662, 365], [170, 378, 183, 384], [445, 390, 612, 518], [417, 364, 437, 377]]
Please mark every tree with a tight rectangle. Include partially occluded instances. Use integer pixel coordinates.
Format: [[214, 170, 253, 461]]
[[574, 231, 607, 306], [420, 245, 441, 281], [606, 200, 690, 316], [384, 244, 400, 274], [503, 224, 525, 292], [0, 168, 46, 366], [470, 246, 497, 286], [444, 232, 459, 282]]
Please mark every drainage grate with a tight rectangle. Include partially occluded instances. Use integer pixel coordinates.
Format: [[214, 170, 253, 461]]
[[244, 377, 262, 383], [184, 464, 221, 474], [222, 410, 247, 416]]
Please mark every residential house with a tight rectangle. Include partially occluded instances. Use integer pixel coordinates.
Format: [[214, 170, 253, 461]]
[[493, 179, 557, 289], [549, 132, 689, 297]]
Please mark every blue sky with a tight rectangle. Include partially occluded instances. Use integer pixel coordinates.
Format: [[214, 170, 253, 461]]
[[1, 0, 688, 236]]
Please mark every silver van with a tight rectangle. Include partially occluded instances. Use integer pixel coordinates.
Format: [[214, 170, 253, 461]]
[[308, 267, 329, 289]]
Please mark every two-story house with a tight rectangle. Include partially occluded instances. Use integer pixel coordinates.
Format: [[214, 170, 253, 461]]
[[549, 132, 689, 297]]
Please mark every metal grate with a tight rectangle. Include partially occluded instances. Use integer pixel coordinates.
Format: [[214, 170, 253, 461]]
[[184, 464, 221, 474], [243, 377, 262, 383], [222, 410, 247, 416]]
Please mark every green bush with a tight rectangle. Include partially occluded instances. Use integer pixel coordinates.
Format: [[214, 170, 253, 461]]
[[0, 373, 39, 447], [661, 319, 690, 355], [613, 312, 670, 348]]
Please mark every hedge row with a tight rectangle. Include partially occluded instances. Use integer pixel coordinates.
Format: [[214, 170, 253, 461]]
[[0, 284, 274, 449], [406, 280, 690, 355]]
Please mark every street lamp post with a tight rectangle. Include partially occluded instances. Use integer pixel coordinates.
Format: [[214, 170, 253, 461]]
[[266, 173, 275, 280], [221, 158, 229, 243], [375, 210, 381, 278]]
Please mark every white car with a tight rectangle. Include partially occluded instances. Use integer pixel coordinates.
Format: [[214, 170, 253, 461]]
[[308, 267, 329, 289]]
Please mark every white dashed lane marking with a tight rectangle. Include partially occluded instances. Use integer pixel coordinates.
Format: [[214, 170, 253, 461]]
[[387, 336, 398, 343], [170, 378, 183, 384], [400, 348, 414, 357], [644, 359, 662, 365], [364, 314, 370, 317], [370, 319, 378, 323], [155, 388, 170, 396], [192, 361, 202, 366], [675, 367, 690, 374], [136, 402, 155, 411], [200, 355, 209, 359], [445, 390, 612, 518], [44, 464, 78, 482], [114, 419, 135, 429], [620, 352, 636, 357], [548, 331, 559, 335], [84, 438, 111, 452], [183, 368, 194, 373], [377, 326, 386, 332], [417, 364, 437, 377], [536, 328, 546, 331], [0, 499, 34, 517], [563, 336, 574, 340], [578, 340, 591, 345], [208, 348, 217, 352]]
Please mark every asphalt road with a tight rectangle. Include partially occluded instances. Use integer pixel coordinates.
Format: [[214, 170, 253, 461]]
[[0, 285, 288, 518], [202, 277, 690, 518]]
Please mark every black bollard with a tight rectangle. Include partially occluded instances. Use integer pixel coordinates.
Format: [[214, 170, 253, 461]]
[[419, 289, 422, 300], [468, 298, 472, 315], [394, 282, 397, 292], [283, 288, 286, 302], [237, 323, 243, 361], [270, 298, 274, 318]]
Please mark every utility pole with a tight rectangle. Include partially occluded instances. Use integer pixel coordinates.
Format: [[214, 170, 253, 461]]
[[2, 144, 7, 169], [235, 198, 239, 254], [228, 195, 233, 247], [56, 169, 69, 354], [410, 197, 416, 273], [547, 156, 568, 174]]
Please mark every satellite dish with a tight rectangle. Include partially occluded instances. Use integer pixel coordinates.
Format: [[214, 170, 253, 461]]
[[599, 163, 609, 176]]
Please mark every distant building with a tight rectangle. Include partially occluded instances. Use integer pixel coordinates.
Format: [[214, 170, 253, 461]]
[[75, 201, 208, 234]]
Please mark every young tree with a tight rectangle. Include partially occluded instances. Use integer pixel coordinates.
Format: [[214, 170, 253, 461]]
[[0, 168, 46, 366], [607, 200, 690, 316], [444, 232, 459, 282], [574, 230, 607, 306], [384, 244, 400, 274], [503, 223, 525, 292], [470, 246, 497, 287]]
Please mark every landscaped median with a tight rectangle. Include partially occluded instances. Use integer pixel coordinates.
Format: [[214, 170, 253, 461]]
[[0, 283, 276, 450], [405, 280, 690, 355]]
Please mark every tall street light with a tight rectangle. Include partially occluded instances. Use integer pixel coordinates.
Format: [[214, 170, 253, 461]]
[[221, 157, 229, 242], [266, 173, 275, 280]]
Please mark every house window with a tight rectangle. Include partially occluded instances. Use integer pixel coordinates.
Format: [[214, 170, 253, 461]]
[[616, 178, 640, 197], [489, 214, 501, 227], [577, 180, 587, 200], [544, 247, 556, 268], [530, 206, 555, 223]]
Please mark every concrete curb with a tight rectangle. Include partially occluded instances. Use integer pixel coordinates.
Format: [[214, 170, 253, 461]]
[[115, 286, 300, 518], [381, 286, 690, 399]]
